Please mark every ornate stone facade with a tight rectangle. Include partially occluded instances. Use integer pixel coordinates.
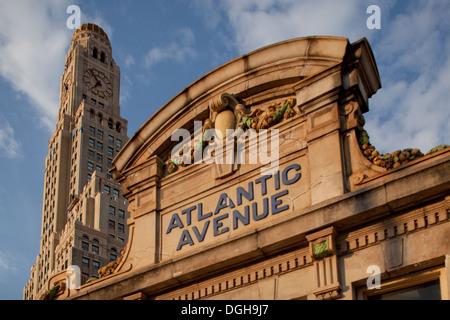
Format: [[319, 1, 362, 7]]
[[47, 35, 449, 300]]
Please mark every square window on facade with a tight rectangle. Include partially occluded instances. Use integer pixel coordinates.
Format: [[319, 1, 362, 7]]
[[93, 260, 100, 270], [116, 139, 122, 148], [97, 130, 103, 139], [113, 189, 119, 198], [89, 138, 95, 147], [118, 223, 124, 233], [107, 146, 114, 156], [88, 162, 94, 171], [82, 257, 89, 268], [82, 241, 89, 251], [97, 141, 103, 151], [104, 185, 110, 194], [109, 205, 115, 215], [96, 165, 102, 172], [88, 149, 94, 159], [92, 245, 99, 255], [89, 126, 95, 135], [108, 135, 114, 144], [108, 219, 115, 229], [118, 209, 125, 219]]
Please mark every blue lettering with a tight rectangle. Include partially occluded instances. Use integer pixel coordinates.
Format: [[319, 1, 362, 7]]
[[181, 205, 196, 226], [192, 220, 210, 242], [255, 175, 271, 195], [274, 170, 281, 190], [166, 213, 184, 234], [282, 164, 301, 185], [197, 202, 212, 221], [271, 190, 289, 214], [252, 198, 269, 221], [214, 193, 235, 215], [232, 206, 250, 230], [236, 182, 254, 205], [177, 230, 194, 250], [213, 213, 229, 236]]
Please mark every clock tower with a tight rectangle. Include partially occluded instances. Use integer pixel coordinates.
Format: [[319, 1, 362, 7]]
[[24, 24, 130, 300], [60, 23, 120, 121]]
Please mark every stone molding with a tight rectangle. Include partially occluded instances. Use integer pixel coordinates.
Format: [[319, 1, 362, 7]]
[[156, 246, 312, 300]]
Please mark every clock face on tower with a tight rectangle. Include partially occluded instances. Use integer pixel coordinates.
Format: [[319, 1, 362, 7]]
[[62, 71, 72, 101], [83, 68, 113, 98]]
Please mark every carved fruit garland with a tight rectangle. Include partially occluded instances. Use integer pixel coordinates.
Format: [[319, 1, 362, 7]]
[[166, 97, 296, 174], [357, 127, 449, 170]]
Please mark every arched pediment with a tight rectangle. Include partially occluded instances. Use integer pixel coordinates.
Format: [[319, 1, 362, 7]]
[[110, 36, 359, 180]]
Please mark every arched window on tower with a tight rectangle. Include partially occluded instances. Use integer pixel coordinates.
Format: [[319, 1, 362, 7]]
[[116, 122, 121, 133], [100, 51, 106, 63], [92, 47, 98, 59]]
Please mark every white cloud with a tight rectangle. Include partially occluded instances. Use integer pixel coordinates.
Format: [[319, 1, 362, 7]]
[[0, 116, 22, 159], [366, 0, 450, 153], [197, 0, 450, 154], [0, 0, 72, 131], [144, 28, 196, 68], [220, 0, 368, 54], [0, 250, 17, 283], [124, 54, 135, 68]]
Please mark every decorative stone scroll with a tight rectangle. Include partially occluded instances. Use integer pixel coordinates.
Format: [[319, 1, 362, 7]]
[[165, 93, 297, 175]]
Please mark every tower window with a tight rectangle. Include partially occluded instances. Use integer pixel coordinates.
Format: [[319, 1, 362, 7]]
[[100, 52, 106, 63], [82, 241, 89, 251], [82, 257, 89, 268], [93, 47, 98, 59]]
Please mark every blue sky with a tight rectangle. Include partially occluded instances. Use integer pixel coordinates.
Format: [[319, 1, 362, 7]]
[[0, 0, 449, 300]]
